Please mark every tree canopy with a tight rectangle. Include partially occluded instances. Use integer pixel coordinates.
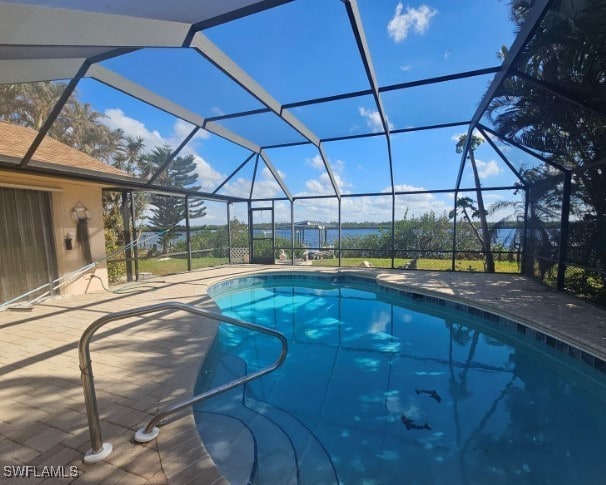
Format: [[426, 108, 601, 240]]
[[145, 146, 206, 252], [487, 0, 606, 299]]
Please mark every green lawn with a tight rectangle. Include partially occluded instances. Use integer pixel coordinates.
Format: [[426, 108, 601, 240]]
[[135, 257, 228, 275], [115, 255, 606, 304], [312, 257, 520, 273], [118, 255, 520, 280]]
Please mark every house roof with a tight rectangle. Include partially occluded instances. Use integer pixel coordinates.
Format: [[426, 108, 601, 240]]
[[0, 121, 130, 178]]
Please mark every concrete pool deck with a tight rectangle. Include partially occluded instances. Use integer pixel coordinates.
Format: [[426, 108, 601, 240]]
[[1, 265, 605, 484]]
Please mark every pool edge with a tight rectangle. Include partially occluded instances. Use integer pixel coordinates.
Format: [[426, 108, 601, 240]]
[[207, 268, 606, 370], [161, 265, 606, 484]]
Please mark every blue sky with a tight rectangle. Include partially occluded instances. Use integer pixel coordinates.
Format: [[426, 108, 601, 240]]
[[74, 1, 527, 224]]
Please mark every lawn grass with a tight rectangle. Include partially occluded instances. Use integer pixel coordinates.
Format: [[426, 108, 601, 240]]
[[120, 255, 606, 305], [126, 255, 520, 279], [312, 257, 520, 273], [136, 257, 228, 275]]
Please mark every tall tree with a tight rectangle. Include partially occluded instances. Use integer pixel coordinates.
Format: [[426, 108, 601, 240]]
[[449, 196, 484, 248], [0, 81, 125, 163], [60, 102, 124, 162], [488, 0, 606, 274], [123, 136, 146, 174], [145, 145, 206, 253], [456, 134, 495, 272], [102, 135, 147, 246], [0, 81, 69, 132]]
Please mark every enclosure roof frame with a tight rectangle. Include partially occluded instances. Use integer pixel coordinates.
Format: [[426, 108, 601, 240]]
[[0, 0, 592, 204]]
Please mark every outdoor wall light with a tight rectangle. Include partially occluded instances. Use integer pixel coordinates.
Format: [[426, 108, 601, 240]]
[[71, 202, 93, 263], [71, 202, 91, 223], [65, 232, 73, 250]]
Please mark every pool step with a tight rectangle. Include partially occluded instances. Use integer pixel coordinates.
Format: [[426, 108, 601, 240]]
[[195, 411, 255, 485], [246, 398, 339, 485], [195, 353, 299, 484]]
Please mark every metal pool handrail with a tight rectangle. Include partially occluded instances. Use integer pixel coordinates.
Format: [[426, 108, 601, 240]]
[[78, 301, 288, 464]]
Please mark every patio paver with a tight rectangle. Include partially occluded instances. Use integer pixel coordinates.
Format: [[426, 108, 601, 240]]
[[1, 265, 605, 483]]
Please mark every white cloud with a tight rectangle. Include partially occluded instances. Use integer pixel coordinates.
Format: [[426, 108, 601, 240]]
[[306, 154, 325, 170], [341, 189, 449, 222], [392, 183, 428, 193], [333, 159, 345, 172], [262, 166, 286, 181], [387, 3, 438, 43], [359, 107, 382, 132], [298, 155, 350, 197], [102, 108, 166, 151], [211, 106, 225, 117], [172, 118, 210, 143], [293, 198, 339, 222], [102, 108, 229, 196], [460, 158, 503, 183], [324, 171, 348, 191], [253, 166, 285, 198], [102, 109, 210, 153], [192, 155, 225, 192], [304, 178, 326, 194], [291, 183, 451, 222], [251, 179, 283, 198], [359, 107, 393, 133], [220, 177, 252, 199], [475, 159, 502, 179], [341, 196, 393, 222], [280, 184, 454, 223], [390, 184, 451, 216], [302, 171, 349, 196], [306, 155, 346, 173], [484, 193, 505, 202], [221, 165, 285, 199]]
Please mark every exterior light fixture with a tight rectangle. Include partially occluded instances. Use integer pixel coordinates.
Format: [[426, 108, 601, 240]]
[[65, 231, 73, 250], [71, 202, 92, 263]]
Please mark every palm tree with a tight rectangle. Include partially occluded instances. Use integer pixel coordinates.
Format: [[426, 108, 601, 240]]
[[124, 136, 145, 174], [0, 82, 126, 164], [456, 134, 495, 272], [0, 81, 70, 131], [122, 136, 148, 240], [488, 0, 606, 282], [486, 166, 564, 278], [59, 102, 127, 164], [449, 196, 484, 248]]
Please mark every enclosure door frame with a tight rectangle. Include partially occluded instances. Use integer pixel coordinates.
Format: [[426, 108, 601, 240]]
[[249, 206, 275, 264]]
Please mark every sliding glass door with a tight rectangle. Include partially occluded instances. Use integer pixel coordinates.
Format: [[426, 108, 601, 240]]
[[0, 187, 58, 304]]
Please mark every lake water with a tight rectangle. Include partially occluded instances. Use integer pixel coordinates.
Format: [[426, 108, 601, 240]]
[[140, 227, 517, 250]]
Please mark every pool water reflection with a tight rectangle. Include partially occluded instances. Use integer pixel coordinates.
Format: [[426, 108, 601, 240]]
[[195, 280, 606, 484]]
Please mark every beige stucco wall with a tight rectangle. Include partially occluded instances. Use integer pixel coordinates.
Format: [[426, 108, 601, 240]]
[[0, 169, 109, 297]]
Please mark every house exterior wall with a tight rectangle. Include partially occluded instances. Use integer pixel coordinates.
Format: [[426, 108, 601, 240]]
[[0, 169, 109, 298]]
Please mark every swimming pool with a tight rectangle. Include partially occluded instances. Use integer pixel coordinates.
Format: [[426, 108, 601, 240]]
[[195, 274, 606, 484]]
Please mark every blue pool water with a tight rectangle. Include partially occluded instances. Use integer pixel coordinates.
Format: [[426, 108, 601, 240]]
[[195, 277, 606, 484]]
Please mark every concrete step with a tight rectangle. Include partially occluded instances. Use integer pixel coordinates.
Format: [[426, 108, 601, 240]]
[[195, 352, 299, 485], [246, 398, 338, 485], [195, 411, 255, 485]]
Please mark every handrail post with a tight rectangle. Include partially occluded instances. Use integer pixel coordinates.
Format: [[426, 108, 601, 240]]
[[78, 302, 287, 463], [79, 324, 112, 463]]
